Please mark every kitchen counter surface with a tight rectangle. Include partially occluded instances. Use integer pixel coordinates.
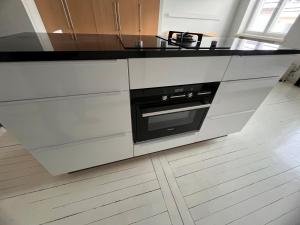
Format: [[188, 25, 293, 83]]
[[0, 32, 299, 62]]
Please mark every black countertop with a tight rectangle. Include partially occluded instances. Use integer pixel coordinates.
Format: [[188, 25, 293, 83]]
[[0, 32, 299, 62]]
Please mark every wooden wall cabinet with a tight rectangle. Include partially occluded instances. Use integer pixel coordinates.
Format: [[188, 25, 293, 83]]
[[65, 0, 98, 34], [93, 0, 119, 35], [35, 0, 160, 35], [35, 0, 72, 33], [118, 0, 140, 35], [138, 0, 160, 35]]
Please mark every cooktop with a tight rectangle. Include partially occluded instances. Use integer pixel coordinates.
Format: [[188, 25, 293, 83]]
[[120, 31, 230, 50]]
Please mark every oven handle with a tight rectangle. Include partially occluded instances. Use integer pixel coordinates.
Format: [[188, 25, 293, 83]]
[[142, 104, 211, 118]]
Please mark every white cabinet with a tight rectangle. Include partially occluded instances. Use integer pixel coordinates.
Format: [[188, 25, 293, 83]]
[[0, 92, 132, 149], [200, 76, 280, 140], [31, 132, 133, 175], [208, 77, 278, 117], [199, 111, 255, 140], [223, 55, 295, 81], [0, 59, 133, 174], [0, 60, 129, 101], [129, 56, 231, 89]]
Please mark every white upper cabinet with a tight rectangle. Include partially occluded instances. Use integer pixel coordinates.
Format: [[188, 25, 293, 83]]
[[223, 55, 296, 81], [208, 77, 278, 117], [0, 60, 129, 101], [0, 92, 132, 149], [129, 56, 231, 89]]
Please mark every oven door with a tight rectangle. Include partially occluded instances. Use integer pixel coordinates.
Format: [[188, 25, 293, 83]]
[[134, 102, 210, 142]]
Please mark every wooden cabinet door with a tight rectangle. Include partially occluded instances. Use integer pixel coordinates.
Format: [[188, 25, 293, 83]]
[[118, 0, 139, 35], [65, 0, 98, 34], [93, 0, 118, 34], [36, 0, 160, 35], [35, 0, 72, 33], [138, 0, 160, 35], [93, 0, 139, 35]]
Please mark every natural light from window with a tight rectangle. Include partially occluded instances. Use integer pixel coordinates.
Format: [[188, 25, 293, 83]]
[[246, 0, 300, 37], [248, 0, 280, 32], [269, 0, 300, 34], [238, 39, 280, 50]]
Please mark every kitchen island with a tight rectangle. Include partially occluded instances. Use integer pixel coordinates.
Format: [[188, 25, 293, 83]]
[[0, 32, 299, 175]]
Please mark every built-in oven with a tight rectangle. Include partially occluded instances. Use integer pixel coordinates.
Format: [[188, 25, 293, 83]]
[[131, 82, 220, 143]]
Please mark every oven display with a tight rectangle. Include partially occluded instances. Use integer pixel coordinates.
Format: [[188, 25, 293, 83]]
[[174, 88, 184, 93]]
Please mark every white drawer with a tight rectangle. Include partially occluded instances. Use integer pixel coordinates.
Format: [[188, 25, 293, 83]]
[[208, 77, 278, 117], [199, 111, 255, 140], [31, 132, 133, 175], [0, 60, 129, 101], [0, 92, 132, 149], [129, 57, 231, 89], [223, 55, 295, 81]]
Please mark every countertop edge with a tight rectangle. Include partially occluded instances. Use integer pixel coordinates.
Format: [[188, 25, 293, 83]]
[[1, 49, 300, 62]]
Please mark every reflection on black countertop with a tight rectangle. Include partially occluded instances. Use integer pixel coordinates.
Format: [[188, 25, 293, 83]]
[[0, 32, 299, 62]]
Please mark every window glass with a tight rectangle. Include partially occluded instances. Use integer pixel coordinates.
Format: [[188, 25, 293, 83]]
[[269, 0, 300, 34], [247, 0, 281, 32]]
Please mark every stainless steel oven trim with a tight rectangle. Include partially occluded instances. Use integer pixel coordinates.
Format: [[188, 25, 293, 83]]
[[170, 94, 186, 99], [197, 91, 212, 95], [142, 104, 211, 118]]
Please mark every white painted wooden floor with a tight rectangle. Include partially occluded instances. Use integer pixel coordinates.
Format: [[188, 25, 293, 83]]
[[1, 82, 300, 225]]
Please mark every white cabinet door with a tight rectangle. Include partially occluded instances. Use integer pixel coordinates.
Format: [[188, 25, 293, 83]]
[[0, 92, 132, 149], [223, 55, 296, 81], [129, 56, 231, 89], [208, 77, 278, 117], [199, 111, 255, 140], [0, 60, 129, 101], [31, 132, 133, 175]]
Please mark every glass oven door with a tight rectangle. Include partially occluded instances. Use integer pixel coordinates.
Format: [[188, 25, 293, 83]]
[[134, 102, 210, 142]]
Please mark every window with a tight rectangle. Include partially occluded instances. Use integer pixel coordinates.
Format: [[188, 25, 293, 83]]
[[248, 0, 281, 32], [245, 0, 300, 38], [269, 0, 300, 33]]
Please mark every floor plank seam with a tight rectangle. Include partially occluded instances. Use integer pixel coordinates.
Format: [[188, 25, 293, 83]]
[[192, 179, 297, 221], [159, 155, 196, 225], [52, 178, 158, 209], [151, 154, 184, 225]]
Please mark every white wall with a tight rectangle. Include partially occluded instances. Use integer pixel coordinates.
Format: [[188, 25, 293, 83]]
[[280, 15, 300, 82], [226, 0, 252, 38], [159, 0, 240, 37], [281, 15, 300, 82], [0, 0, 35, 37], [282, 16, 300, 49]]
